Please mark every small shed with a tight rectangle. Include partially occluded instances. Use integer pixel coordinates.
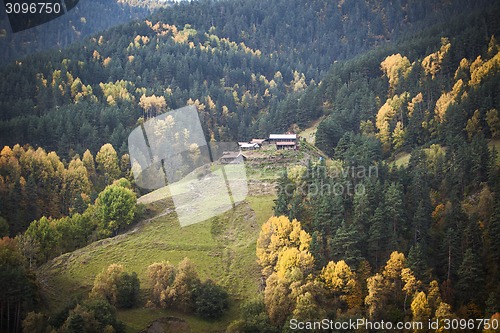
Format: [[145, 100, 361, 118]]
[[220, 152, 247, 164]]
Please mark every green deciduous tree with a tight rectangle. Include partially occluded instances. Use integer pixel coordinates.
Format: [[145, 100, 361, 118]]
[[24, 216, 60, 262], [193, 280, 229, 319], [95, 181, 136, 237], [115, 272, 140, 309], [227, 297, 277, 333], [62, 298, 124, 333]]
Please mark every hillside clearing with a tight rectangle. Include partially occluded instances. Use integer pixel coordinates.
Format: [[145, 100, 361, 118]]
[[38, 194, 275, 332], [299, 116, 326, 144]]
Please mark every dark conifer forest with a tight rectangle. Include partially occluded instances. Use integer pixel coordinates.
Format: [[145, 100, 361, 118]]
[[0, 0, 499, 332]]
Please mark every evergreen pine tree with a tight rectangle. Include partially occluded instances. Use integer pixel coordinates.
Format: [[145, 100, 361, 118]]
[[384, 183, 404, 250], [310, 231, 326, 270], [486, 198, 500, 280], [329, 221, 363, 267], [456, 248, 485, 304], [412, 200, 431, 245], [368, 207, 387, 270], [407, 243, 429, 282], [274, 170, 292, 217]]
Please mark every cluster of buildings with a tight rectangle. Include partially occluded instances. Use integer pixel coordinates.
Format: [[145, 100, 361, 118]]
[[220, 133, 299, 164], [238, 133, 298, 150]]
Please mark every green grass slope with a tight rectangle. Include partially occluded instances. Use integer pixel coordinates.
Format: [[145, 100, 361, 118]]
[[38, 194, 275, 332]]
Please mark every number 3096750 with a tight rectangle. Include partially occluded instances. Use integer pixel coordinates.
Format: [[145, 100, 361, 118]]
[[5, 2, 62, 14], [441, 318, 499, 330]]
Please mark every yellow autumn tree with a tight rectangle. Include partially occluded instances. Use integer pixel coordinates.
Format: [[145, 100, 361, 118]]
[[256, 216, 311, 277], [264, 249, 318, 326], [392, 121, 405, 150], [139, 94, 167, 118], [258, 216, 316, 325], [469, 48, 500, 86], [382, 251, 406, 284], [365, 273, 385, 320], [290, 71, 307, 92], [89, 264, 124, 304], [63, 157, 92, 213], [486, 109, 500, 139], [147, 258, 200, 312], [366, 251, 415, 320], [434, 79, 464, 122], [321, 261, 355, 293], [407, 92, 423, 117], [95, 143, 121, 185], [434, 302, 456, 333], [275, 246, 314, 280], [411, 291, 431, 332], [376, 93, 409, 151], [264, 272, 294, 325], [427, 280, 442, 315], [402, 267, 421, 312], [321, 260, 362, 311], [380, 53, 412, 92], [292, 291, 325, 322], [147, 261, 176, 307], [360, 120, 376, 136], [99, 80, 135, 105], [454, 58, 470, 81], [465, 109, 482, 140], [422, 37, 451, 79], [167, 258, 200, 312]]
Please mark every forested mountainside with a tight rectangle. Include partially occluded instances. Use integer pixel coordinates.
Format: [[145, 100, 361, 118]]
[[261, 2, 500, 329], [0, 0, 170, 64], [269, 33, 500, 319], [258, 2, 500, 135], [1, 0, 500, 332], [144, 0, 484, 77], [0, 0, 487, 158]]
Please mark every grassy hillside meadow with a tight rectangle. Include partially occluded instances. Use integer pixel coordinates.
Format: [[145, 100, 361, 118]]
[[39, 193, 274, 332]]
